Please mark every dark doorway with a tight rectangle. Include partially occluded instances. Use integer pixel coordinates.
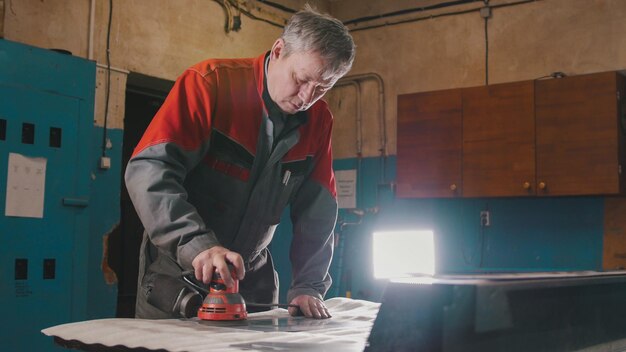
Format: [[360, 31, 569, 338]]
[[109, 73, 173, 317]]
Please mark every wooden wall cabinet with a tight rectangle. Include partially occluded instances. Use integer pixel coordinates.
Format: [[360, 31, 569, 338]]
[[535, 72, 625, 196], [397, 71, 626, 198], [462, 81, 535, 197], [397, 89, 463, 198]]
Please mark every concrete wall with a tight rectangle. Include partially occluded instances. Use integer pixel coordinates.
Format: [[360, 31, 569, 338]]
[[3, 0, 288, 130], [5, 0, 626, 157]]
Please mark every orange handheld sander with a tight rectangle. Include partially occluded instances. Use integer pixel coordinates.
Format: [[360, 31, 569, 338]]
[[190, 268, 247, 320], [180, 268, 299, 321]]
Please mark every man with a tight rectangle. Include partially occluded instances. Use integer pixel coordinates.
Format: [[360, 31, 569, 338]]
[[125, 5, 355, 320]]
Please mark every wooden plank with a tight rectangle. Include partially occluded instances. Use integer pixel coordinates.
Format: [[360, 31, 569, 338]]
[[618, 73, 626, 195]]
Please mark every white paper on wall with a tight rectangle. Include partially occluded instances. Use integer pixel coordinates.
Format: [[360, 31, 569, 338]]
[[5, 153, 47, 218], [335, 169, 357, 209]]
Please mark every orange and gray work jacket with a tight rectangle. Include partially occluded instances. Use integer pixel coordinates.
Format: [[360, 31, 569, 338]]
[[125, 53, 338, 318]]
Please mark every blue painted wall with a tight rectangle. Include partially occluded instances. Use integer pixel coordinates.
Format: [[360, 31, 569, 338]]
[[87, 126, 123, 319], [271, 156, 604, 303]]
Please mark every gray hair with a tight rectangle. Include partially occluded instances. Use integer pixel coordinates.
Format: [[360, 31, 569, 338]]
[[281, 4, 356, 80]]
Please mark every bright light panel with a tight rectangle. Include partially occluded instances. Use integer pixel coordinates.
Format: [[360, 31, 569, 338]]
[[372, 230, 435, 279]]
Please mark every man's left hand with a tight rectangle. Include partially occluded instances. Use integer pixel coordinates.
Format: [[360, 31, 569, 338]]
[[288, 295, 331, 319]]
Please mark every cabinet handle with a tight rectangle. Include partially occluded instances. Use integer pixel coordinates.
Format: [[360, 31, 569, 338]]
[[523, 181, 531, 190], [62, 197, 89, 207], [538, 181, 547, 190], [450, 184, 457, 191]]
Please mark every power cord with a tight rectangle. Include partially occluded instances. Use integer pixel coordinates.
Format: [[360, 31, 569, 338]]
[[535, 71, 567, 80], [101, 0, 112, 158], [481, 1, 491, 86]]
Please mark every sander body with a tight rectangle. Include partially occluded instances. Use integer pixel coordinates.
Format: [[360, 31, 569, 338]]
[[197, 269, 248, 321]]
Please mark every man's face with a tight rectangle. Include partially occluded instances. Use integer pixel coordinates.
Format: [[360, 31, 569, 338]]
[[266, 39, 338, 115]]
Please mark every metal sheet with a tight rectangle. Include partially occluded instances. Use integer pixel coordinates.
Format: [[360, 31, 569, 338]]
[[198, 315, 371, 332]]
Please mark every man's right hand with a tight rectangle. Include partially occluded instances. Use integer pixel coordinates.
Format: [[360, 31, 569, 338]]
[[191, 246, 245, 288]]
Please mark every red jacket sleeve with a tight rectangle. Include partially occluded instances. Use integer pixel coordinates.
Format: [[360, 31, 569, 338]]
[[125, 69, 220, 270]]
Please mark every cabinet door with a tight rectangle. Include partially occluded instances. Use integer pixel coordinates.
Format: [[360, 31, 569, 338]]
[[397, 89, 462, 198], [536, 72, 623, 196], [462, 81, 535, 197], [0, 41, 94, 351]]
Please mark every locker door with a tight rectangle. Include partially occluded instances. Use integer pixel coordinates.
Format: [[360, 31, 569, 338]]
[[0, 39, 94, 351], [0, 84, 85, 351]]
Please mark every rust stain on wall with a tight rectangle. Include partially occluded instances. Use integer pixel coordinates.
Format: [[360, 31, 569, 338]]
[[102, 225, 119, 285], [0, 0, 5, 38], [603, 197, 626, 270]]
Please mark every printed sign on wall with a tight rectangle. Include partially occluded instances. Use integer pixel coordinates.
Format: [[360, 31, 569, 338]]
[[5, 153, 47, 218], [335, 169, 357, 209]]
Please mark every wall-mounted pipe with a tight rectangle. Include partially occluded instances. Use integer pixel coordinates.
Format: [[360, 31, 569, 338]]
[[335, 73, 388, 183], [333, 80, 363, 209], [213, 0, 287, 29], [346, 0, 537, 32], [88, 0, 96, 60], [333, 80, 363, 157]]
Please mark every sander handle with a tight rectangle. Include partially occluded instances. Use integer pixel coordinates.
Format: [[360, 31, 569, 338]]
[[181, 271, 209, 295]]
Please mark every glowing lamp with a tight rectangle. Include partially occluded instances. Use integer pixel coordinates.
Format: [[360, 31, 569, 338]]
[[372, 230, 435, 279]]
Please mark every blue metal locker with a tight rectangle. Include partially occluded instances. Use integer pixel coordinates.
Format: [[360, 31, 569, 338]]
[[0, 39, 95, 351]]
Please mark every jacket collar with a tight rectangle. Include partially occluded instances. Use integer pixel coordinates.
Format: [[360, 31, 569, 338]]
[[253, 52, 268, 103], [254, 51, 308, 129]]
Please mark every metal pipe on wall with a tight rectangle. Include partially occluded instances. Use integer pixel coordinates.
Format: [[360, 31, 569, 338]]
[[88, 0, 96, 60], [336, 73, 388, 183], [334, 81, 363, 156], [333, 80, 363, 208]]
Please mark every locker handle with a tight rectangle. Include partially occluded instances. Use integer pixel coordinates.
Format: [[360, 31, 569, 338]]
[[62, 197, 89, 207]]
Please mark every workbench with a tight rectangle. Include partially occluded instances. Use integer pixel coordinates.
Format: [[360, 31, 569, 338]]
[[366, 271, 626, 352], [42, 297, 379, 352], [44, 271, 626, 351]]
